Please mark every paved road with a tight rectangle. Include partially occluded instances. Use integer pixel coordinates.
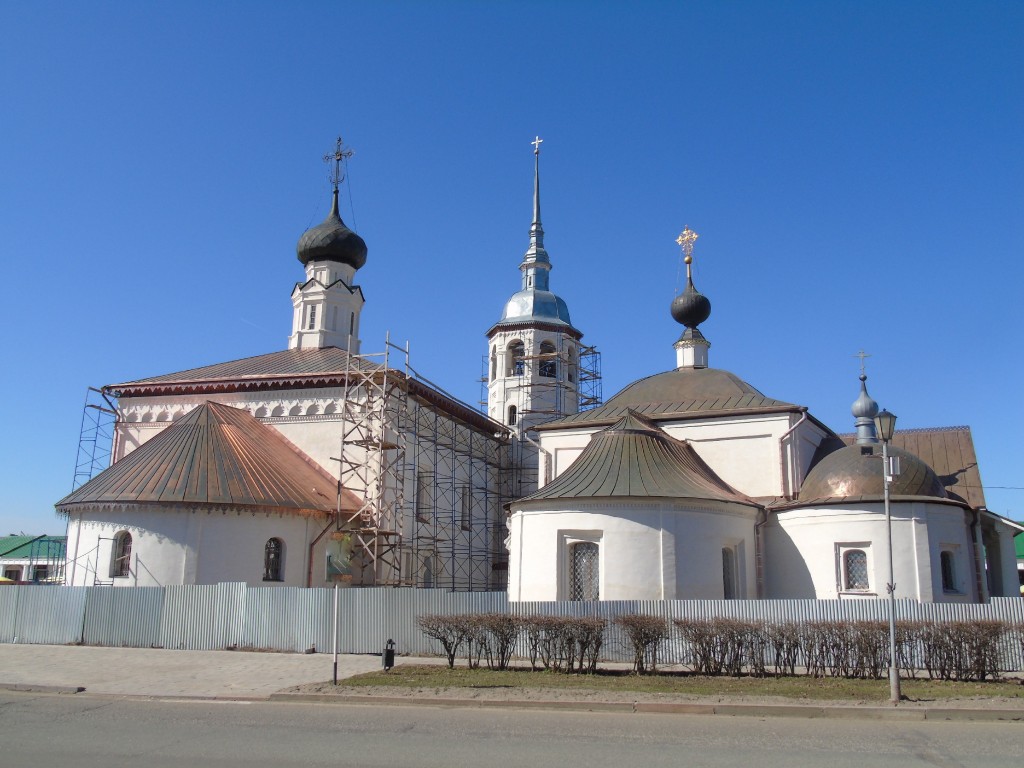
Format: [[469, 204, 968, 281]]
[[1, 692, 1021, 768]]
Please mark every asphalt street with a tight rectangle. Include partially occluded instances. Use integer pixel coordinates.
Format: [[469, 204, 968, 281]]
[[1, 692, 1021, 768]]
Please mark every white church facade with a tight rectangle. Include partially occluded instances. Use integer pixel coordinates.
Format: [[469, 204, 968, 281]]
[[57, 138, 1020, 603]]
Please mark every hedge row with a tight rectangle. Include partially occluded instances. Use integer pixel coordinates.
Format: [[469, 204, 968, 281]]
[[416, 613, 1023, 681]]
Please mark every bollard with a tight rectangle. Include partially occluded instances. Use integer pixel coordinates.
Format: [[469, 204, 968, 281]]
[[383, 638, 395, 671]]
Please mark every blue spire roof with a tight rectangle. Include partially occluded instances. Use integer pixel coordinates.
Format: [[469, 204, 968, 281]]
[[491, 141, 579, 333]]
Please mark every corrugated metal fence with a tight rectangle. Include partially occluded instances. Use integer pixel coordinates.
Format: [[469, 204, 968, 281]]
[[0, 585, 1021, 668]]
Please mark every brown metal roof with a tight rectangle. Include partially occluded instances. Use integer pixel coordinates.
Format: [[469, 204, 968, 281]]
[[106, 347, 382, 397], [537, 367, 803, 431], [105, 346, 506, 437], [56, 402, 357, 516], [834, 426, 986, 509], [516, 411, 759, 507]]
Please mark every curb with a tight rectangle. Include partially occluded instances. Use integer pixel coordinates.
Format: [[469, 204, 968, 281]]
[[0, 682, 85, 695], [266, 692, 1024, 722]]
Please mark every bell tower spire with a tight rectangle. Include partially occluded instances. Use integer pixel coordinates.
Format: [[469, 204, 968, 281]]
[[485, 138, 586, 492]]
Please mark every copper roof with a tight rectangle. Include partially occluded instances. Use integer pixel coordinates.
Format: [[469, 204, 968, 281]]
[[516, 411, 759, 507], [791, 443, 951, 508], [106, 347, 382, 397], [56, 402, 357, 516], [537, 367, 803, 430], [817, 426, 985, 509]]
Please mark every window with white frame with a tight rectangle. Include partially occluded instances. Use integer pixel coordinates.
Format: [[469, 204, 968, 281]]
[[569, 542, 600, 601], [842, 548, 870, 591], [110, 531, 132, 578], [307, 305, 317, 330]]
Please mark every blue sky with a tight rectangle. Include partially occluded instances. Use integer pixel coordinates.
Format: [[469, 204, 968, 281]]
[[1, 1, 1021, 535]]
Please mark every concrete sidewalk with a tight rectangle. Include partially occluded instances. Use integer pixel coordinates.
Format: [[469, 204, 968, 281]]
[[0, 643, 397, 698], [1, 644, 1022, 722]]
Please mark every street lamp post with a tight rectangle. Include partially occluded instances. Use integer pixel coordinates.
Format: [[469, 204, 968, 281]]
[[874, 408, 901, 706]]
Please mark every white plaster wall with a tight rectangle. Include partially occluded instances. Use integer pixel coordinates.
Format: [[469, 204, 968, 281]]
[[537, 412, 827, 498], [64, 508, 333, 588], [507, 500, 756, 601], [764, 502, 976, 602]]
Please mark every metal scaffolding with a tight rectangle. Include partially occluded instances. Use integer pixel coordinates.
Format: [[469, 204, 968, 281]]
[[72, 387, 117, 491], [335, 335, 512, 590]]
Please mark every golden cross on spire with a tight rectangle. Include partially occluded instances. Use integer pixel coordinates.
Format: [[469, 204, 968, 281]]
[[531, 135, 543, 155], [324, 136, 354, 191], [854, 349, 871, 376], [676, 226, 699, 278]]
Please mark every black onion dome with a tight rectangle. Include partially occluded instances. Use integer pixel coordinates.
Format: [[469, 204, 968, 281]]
[[296, 190, 367, 269], [671, 278, 711, 328], [798, 444, 947, 503]]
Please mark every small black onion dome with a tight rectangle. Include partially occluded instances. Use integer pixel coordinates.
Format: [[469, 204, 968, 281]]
[[296, 190, 367, 269], [670, 278, 712, 328]]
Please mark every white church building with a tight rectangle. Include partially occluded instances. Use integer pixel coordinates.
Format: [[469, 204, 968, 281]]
[[57, 139, 1020, 603]]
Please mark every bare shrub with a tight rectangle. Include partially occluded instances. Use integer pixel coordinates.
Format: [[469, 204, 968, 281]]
[[568, 616, 607, 673], [765, 621, 801, 677], [473, 613, 519, 671], [615, 614, 669, 674], [417, 614, 470, 669]]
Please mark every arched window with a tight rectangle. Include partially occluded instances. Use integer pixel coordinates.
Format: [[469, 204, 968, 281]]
[[507, 340, 525, 376], [110, 531, 132, 578], [507, 405, 517, 426], [567, 345, 576, 383], [843, 549, 869, 591], [569, 542, 599, 601], [722, 547, 737, 599], [307, 305, 317, 330], [264, 538, 284, 582], [940, 551, 957, 593], [539, 341, 556, 378], [489, 346, 497, 381]]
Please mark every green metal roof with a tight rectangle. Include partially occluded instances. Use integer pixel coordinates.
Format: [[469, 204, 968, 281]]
[[0, 535, 66, 560]]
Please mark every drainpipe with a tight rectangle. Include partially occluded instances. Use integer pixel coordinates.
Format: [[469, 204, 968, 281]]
[[778, 409, 808, 500], [753, 508, 768, 599], [520, 430, 553, 488], [969, 508, 989, 602], [307, 517, 336, 588]]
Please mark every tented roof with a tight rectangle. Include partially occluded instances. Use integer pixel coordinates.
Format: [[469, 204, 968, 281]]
[[56, 402, 356, 516], [516, 411, 758, 507]]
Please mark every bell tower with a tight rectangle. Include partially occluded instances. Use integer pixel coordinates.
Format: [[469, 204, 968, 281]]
[[486, 138, 583, 447]]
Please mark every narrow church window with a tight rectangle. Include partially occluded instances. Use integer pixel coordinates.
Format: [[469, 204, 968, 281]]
[[507, 405, 517, 426], [489, 347, 496, 381], [264, 538, 284, 582], [110, 531, 132, 578], [569, 542, 599, 601], [507, 340, 525, 376], [350, 312, 355, 336], [539, 341, 556, 378], [567, 346, 576, 383], [843, 549, 869, 591], [460, 486, 472, 531], [415, 473, 434, 524], [722, 547, 737, 599], [940, 551, 957, 592], [307, 305, 317, 330]]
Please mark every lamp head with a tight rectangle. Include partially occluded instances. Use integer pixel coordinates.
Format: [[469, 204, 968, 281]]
[[874, 409, 897, 442]]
